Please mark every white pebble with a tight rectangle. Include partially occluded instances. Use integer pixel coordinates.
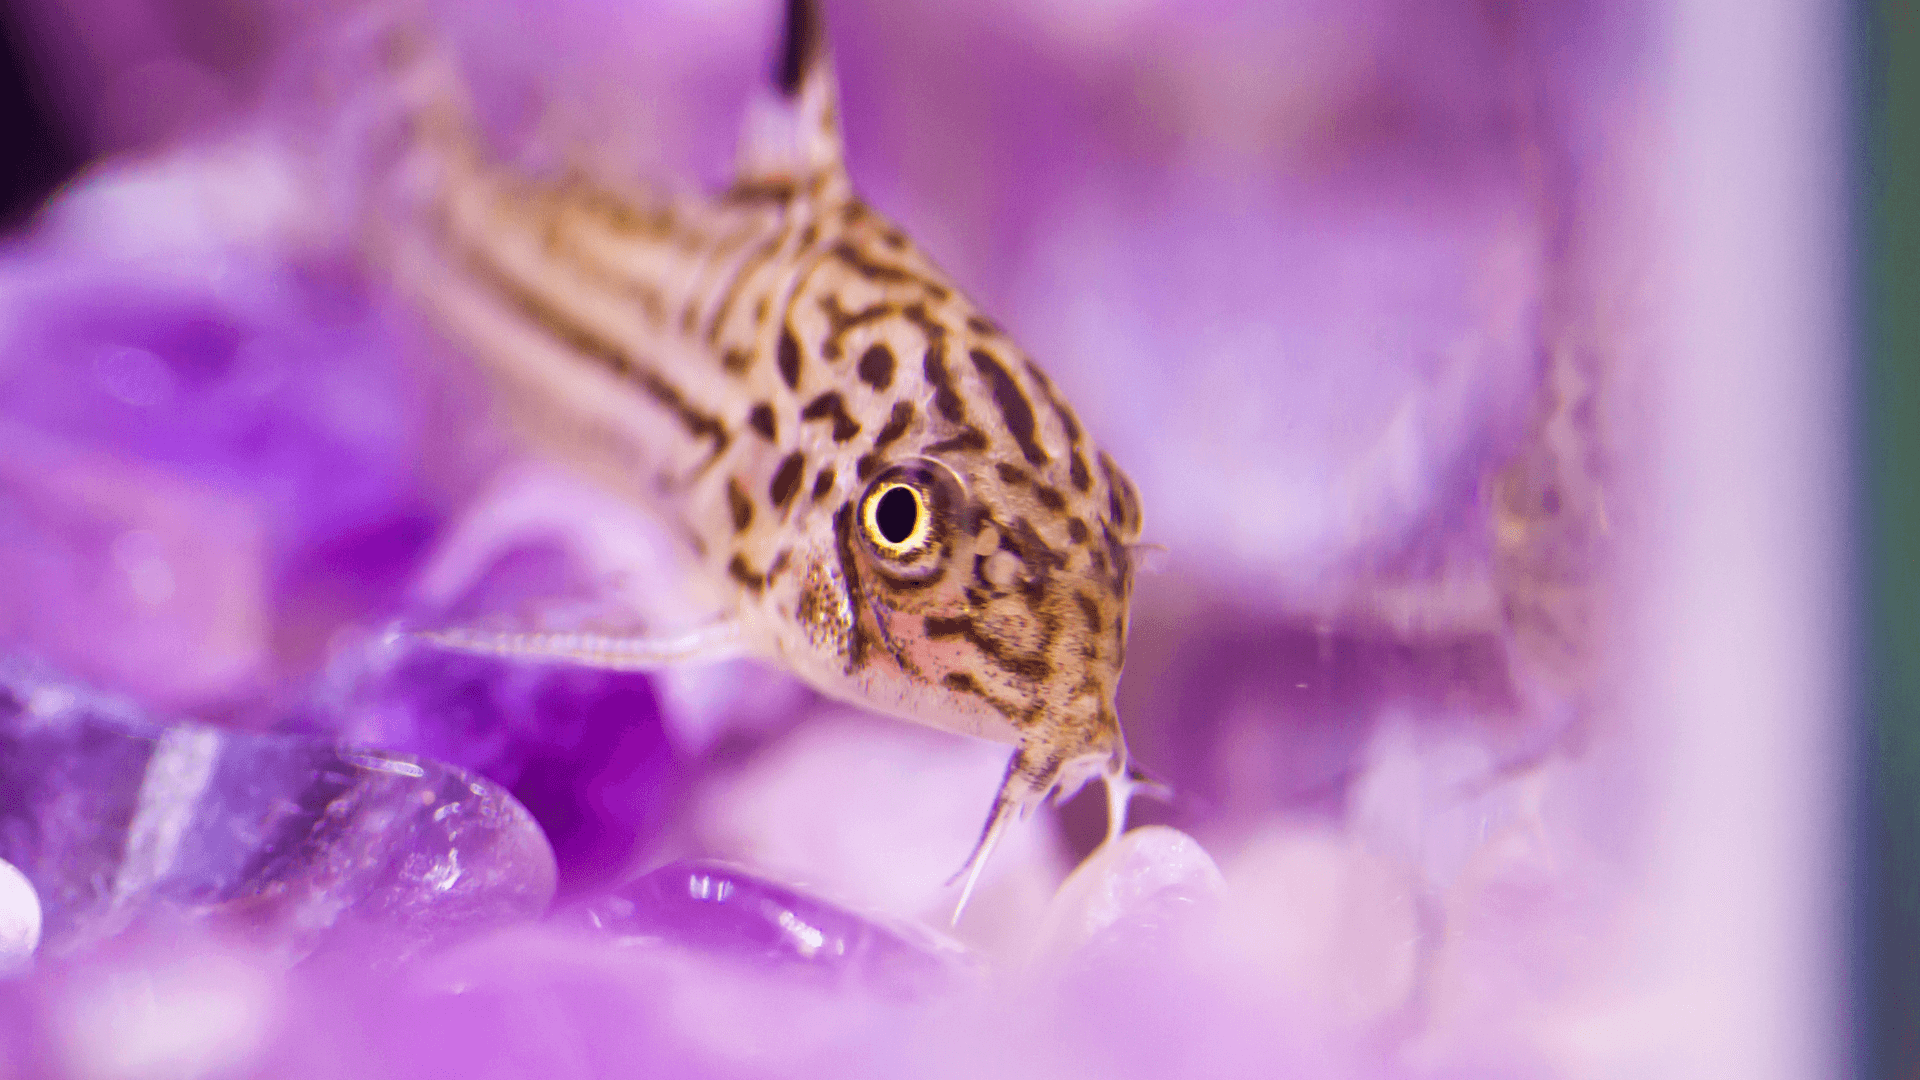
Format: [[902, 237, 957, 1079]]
[[0, 857, 42, 974], [1032, 825, 1225, 965]]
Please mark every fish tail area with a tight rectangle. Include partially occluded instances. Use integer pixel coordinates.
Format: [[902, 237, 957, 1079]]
[[271, 6, 569, 387], [268, 2, 480, 266]]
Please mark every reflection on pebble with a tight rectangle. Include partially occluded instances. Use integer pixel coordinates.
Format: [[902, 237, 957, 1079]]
[[565, 859, 970, 999]]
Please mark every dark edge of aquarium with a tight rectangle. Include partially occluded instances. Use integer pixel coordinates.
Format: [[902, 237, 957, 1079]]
[[0, 6, 79, 228], [1859, 2, 1919, 1077]]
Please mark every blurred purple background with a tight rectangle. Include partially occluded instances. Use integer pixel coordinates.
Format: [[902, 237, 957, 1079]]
[[0, 0, 1852, 1077]]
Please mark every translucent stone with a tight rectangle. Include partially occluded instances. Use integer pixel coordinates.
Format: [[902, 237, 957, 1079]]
[[565, 859, 970, 998], [316, 609, 675, 899], [0, 660, 556, 964]]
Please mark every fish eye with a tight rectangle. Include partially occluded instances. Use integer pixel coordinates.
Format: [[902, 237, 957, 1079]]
[[862, 481, 932, 557]]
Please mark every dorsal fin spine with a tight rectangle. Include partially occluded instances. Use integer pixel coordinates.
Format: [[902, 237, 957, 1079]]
[[775, 0, 823, 98], [737, 0, 849, 199]]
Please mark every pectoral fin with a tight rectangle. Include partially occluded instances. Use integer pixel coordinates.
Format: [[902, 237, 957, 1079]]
[[400, 619, 747, 671]]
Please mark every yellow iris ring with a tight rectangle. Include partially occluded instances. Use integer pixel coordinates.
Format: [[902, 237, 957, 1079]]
[[862, 482, 932, 557]]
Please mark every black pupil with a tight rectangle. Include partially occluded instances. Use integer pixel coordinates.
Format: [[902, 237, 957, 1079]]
[[875, 486, 920, 545]]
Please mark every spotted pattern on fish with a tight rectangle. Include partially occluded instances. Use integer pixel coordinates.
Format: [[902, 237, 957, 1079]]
[[359, 0, 1143, 901]]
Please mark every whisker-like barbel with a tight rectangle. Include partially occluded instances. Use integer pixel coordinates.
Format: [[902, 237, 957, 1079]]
[[410, 622, 747, 671]]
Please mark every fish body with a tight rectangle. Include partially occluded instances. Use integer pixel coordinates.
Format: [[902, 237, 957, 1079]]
[[361, 0, 1143, 902]]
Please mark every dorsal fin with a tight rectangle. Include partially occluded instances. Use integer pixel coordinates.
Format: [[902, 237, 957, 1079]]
[[773, 0, 825, 97], [735, 0, 849, 200]]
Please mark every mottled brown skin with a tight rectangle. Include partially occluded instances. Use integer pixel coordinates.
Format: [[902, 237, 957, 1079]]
[[506, 171, 1148, 810], [739, 192, 1146, 803]]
